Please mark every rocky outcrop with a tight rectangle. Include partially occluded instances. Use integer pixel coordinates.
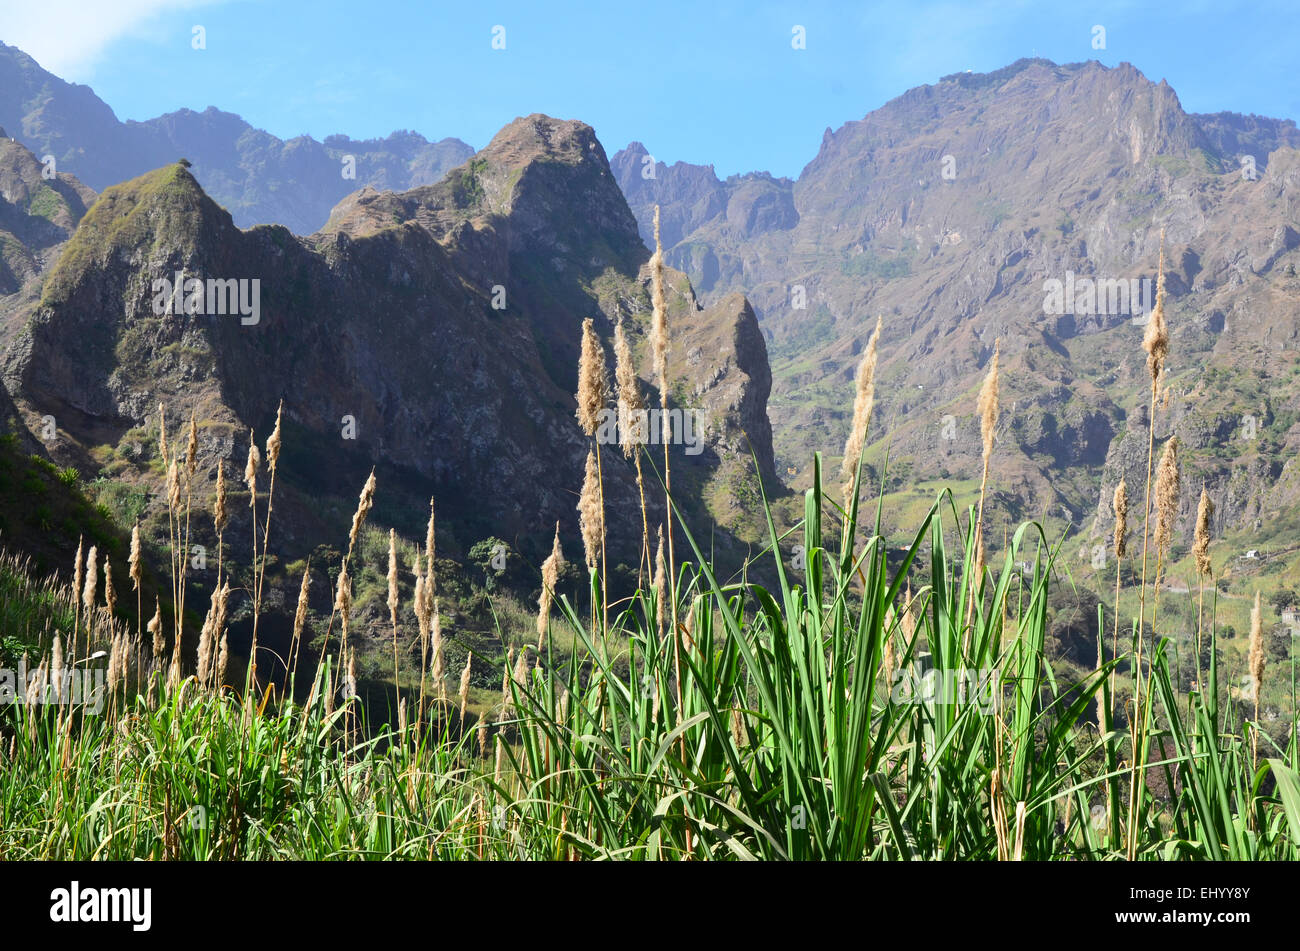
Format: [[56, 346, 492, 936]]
[[1, 115, 778, 570], [614, 58, 1300, 548]]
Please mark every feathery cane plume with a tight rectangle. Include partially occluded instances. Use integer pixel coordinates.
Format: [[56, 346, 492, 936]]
[[978, 342, 1001, 467], [196, 613, 214, 687], [196, 582, 230, 689], [576, 317, 607, 437], [210, 583, 230, 683], [459, 651, 474, 723], [349, 469, 377, 556], [167, 633, 182, 692], [103, 556, 116, 617], [387, 528, 401, 689], [290, 560, 311, 672], [1153, 437, 1181, 560], [214, 461, 228, 534], [537, 522, 564, 643], [73, 536, 85, 612], [185, 412, 198, 477], [682, 594, 699, 653], [413, 574, 429, 641], [217, 629, 229, 686], [424, 497, 436, 595], [1193, 485, 1214, 576], [1112, 479, 1129, 560], [653, 526, 667, 638], [478, 720, 489, 758], [107, 633, 124, 693], [1248, 589, 1267, 767], [650, 206, 669, 398], [1143, 231, 1170, 397], [969, 341, 1000, 610], [578, 448, 602, 570], [129, 524, 143, 591], [614, 318, 646, 457], [730, 707, 745, 748], [25, 657, 45, 707], [512, 646, 530, 690], [1249, 590, 1265, 702], [51, 634, 63, 702], [344, 649, 358, 702], [82, 545, 98, 616], [149, 599, 164, 660], [265, 401, 283, 473], [431, 599, 445, 697], [166, 459, 181, 511], [335, 563, 352, 659], [243, 429, 260, 501], [839, 314, 883, 503], [387, 528, 400, 631]]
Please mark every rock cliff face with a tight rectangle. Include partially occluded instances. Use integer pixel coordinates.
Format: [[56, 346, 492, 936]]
[[0, 41, 473, 235], [615, 58, 1300, 556], [0, 115, 778, 570], [0, 128, 94, 303]]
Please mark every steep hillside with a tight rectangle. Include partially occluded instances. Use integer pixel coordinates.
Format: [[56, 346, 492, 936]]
[[0, 115, 777, 679], [0, 128, 94, 321], [616, 59, 1300, 580]]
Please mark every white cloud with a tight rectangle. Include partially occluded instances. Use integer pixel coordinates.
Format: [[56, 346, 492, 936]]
[[0, 0, 226, 79]]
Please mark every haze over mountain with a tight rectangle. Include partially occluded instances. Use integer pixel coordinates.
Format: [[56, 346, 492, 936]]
[[0, 40, 474, 235], [615, 58, 1300, 577]]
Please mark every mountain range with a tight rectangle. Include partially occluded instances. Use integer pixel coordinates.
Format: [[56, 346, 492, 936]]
[[0, 40, 474, 235], [616, 59, 1300, 582], [2, 42, 1300, 659]]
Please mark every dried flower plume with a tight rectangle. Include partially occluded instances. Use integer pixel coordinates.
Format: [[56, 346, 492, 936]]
[[348, 469, 377, 555], [265, 401, 283, 473], [614, 318, 646, 457], [839, 314, 883, 502], [244, 429, 260, 502], [387, 528, 400, 631], [650, 205, 669, 399], [537, 522, 564, 641], [129, 524, 143, 591], [1193, 485, 1214, 576], [1143, 231, 1170, 396], [576, 317, 607, 437], [978, 341, 1000, 464], [1153, 436, 1180, 558], [1248, 590, 1266, 701], [577, 448, 602, 570], [1112, 479, 1128, 560]]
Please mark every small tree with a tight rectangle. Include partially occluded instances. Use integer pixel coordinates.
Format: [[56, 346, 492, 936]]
[[1269, 587, 1298, 616], [468, 537, 513, 592]]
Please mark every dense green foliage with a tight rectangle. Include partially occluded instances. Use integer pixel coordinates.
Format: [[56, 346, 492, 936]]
[[1, 454, 1297, 860]]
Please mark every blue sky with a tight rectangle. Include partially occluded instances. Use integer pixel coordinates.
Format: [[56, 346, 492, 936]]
[[2, 0, 1297, 179]]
